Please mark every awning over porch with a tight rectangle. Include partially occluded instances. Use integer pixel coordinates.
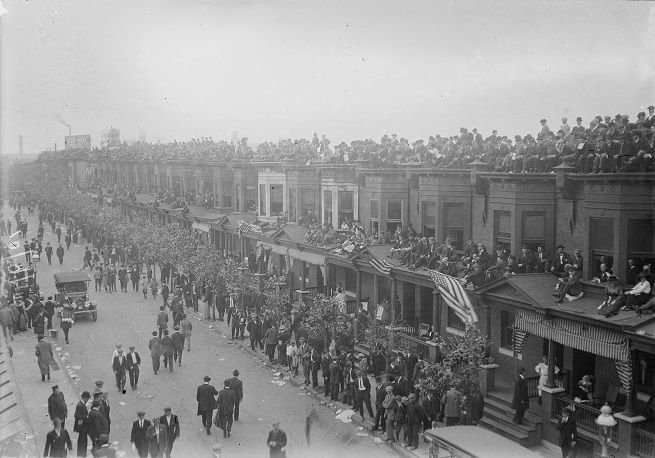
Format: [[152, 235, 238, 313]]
[[515, 308, 629, 360]]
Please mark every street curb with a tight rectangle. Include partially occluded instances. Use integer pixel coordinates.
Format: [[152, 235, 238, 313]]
[[189, 310, 422, 458], [0, 332, 40, 458]]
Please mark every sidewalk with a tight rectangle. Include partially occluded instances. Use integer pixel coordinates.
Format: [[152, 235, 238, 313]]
[[9, 328, 82, 455]]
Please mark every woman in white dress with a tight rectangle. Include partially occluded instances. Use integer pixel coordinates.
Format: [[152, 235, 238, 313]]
[[535, 355, 559, 404]]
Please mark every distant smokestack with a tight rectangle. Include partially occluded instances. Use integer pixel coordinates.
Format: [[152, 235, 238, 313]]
[[68, 126, 72, 136], [54, 143, 57, 151], [55, 113, 72, 133], [19, 135, 23, 154]]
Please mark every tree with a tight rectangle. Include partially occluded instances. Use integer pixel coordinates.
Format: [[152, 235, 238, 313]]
[[415, 324, 492, 398], [299, 296, 353, 351]]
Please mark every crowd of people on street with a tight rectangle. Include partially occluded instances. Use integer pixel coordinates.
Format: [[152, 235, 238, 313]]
[[37, 106, 655, 173]]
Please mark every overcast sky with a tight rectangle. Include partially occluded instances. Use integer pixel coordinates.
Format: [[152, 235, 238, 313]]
[[1, 0, 654, 154]]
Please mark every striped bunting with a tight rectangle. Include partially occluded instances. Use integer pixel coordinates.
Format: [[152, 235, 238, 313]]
[[514, 309, 629, 360], [359, 252, 393, 276], [614, 359, 633, 398], [429, 270, 478, 323]]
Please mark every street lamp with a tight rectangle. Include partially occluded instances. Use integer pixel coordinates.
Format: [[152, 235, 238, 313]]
[[596, 403, 616, 458]]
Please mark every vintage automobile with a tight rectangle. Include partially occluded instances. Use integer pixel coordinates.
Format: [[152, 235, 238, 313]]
[[54, 271, 97, 321]]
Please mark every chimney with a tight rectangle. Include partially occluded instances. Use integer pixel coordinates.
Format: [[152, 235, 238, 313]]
[[19, 135, 23, 154], [68, 126, 72, 136]]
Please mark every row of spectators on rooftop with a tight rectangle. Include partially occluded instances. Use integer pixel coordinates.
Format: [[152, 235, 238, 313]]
[[38, 107, 655, 173]]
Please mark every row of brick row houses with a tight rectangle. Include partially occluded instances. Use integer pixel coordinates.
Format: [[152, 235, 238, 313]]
[[20, 156, 655, 457]]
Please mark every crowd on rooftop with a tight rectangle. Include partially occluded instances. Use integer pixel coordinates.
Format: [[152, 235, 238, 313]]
[[37, 106, 655, 173]]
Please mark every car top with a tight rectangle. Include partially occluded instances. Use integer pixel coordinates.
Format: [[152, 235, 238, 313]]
[[423, 426, 543, 458], [54, 271, 92, 284]]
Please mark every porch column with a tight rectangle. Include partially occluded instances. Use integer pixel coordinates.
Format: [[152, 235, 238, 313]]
[[432, 289, 440, 334], [355, 270, 361, 303], [390, 279, 397, 318], [621, 350, 639, 417], [545, 339, 556, 388], [300, 261, 307, 289], [414, 284, 421, 324], [373, 274, 379, 305]]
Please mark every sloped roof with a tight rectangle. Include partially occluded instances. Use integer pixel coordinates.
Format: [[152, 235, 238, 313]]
[[477, 273, 652, 328], [216, 212, 257, 229], [273, 225, 308, 243]]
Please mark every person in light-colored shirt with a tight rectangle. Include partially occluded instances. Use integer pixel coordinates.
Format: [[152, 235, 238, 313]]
[[624, 272, 652, 311]]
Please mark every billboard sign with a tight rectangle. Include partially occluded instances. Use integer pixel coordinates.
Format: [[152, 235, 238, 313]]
[[65, 135, 91, 150]]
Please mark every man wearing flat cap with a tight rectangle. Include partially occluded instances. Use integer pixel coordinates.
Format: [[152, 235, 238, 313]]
[[171, 325, 185, 367], [48, 385, 68, 430], [197, 376, 218, 435], [126, 345, 141, 390], [131, 411, 151, 458], [74, 391, 91, 457], [267, 421, 287, 458], [87, 400, 109, 454], [159, 407, 179, 458]]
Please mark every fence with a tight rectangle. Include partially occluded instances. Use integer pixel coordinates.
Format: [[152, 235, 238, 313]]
[[553, 396, 618, 443], [635, 428, 655, 458], [526, 371, 570, 398]]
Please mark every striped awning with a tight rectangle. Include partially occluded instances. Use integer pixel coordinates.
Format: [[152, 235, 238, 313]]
[[515, 309, 629, 361], [512, 327, 530, 356], [614, 359, 633, 398]]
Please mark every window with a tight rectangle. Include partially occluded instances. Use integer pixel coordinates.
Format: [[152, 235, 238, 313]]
[[288, 187, 297, 222], [444, 203, 465, 249], [521, 212, 545, 252], [338, 191, 354, 226], [422, 201, 436, 238], [590, 218, 614, 275], [270, 184, 284, 216], [628, 219, 654, 255], [235, 183, 241, 211], [323, 190, 333, 226], [245, 185, 257, 212], [370, 199, 379, 235], [221, 180, 233, 208], [494, 210, 512, 252], [259, 184, 266, 216], [301, 189, 316, 216], [387, 200, 403, 235], [500, 310, 515, 350], [447, 307, 466, 331]]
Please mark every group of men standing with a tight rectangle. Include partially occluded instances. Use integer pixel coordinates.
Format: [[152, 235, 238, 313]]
[[149, 307, 192, 374], [196, 371, 244, 438]]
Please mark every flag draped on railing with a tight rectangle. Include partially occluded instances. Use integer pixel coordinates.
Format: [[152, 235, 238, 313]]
[[429, 270, 478, 323], [238, 220, 262, 236], [359, 252, 393, 276]]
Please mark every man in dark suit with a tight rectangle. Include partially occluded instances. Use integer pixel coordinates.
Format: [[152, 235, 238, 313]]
[[553, 266, 582, 303], [551, 245, 572, 277], [87, 400, 109, 454], [126, 345, 141, 390], [420, 389, 440, 431], [156, 306, 168, 339], [329, 358, 341, 401], [171, 326, 185, 366], [159, 407, 180, 458], [216, 380, 236, 438], [354, 370, 375, 419], [130, 411, 152, 458], [73, 391, 91, 457], [160, 329, 174, 372], [43, 417, 72, 457], [196, 376, 218, 435], [112, 349, 128, 392], [227, 370, 243, 422], [534, 245, 550, 273], [267, 421, 287, 458], [372, 377, 386, 431], [48, 385, 68, 430], [557, 408, 578, 458], [148, 331, 162, 375], [516, 246, 536, 273], [512, 367, 529, 425]]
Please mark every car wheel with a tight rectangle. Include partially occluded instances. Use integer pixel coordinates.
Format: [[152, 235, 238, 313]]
[[92, 311, 97, 321]]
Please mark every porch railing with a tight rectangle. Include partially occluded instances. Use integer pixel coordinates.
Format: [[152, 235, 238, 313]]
[[526, 371, 570, 398], [553, 396, 618, 442], [635, 428, 655, 458], [344, 300, 358, 314], [291, 286, 322, 302], [395, 333, 433, 361]]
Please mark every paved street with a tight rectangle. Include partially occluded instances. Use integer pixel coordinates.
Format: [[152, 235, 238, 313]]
[[2, 205, 399, 458]]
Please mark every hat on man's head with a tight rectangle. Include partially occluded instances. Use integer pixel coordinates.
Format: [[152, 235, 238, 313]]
[[233, 370, 239, 377], [408, 393, 417, 400], [81, 391, 91, 399], [556, 244, 565, 250], [51, 385, 59, 391], [92, 400, 101, 407], [152, 331, 158, 336], [203, 376, 211, 382], [163, 407, 171, 413], [385, 386, 394, 392], [173, 326, 180, 331], [129, 345, 135, 350]]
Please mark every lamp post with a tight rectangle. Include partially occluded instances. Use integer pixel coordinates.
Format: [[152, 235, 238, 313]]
[[596, 403, 616, 458]]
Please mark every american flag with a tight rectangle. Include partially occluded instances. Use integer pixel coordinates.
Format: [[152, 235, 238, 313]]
[[429, 270, 478, 323], [238, 220, 262, 235], [359, 252, 393, 276]]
